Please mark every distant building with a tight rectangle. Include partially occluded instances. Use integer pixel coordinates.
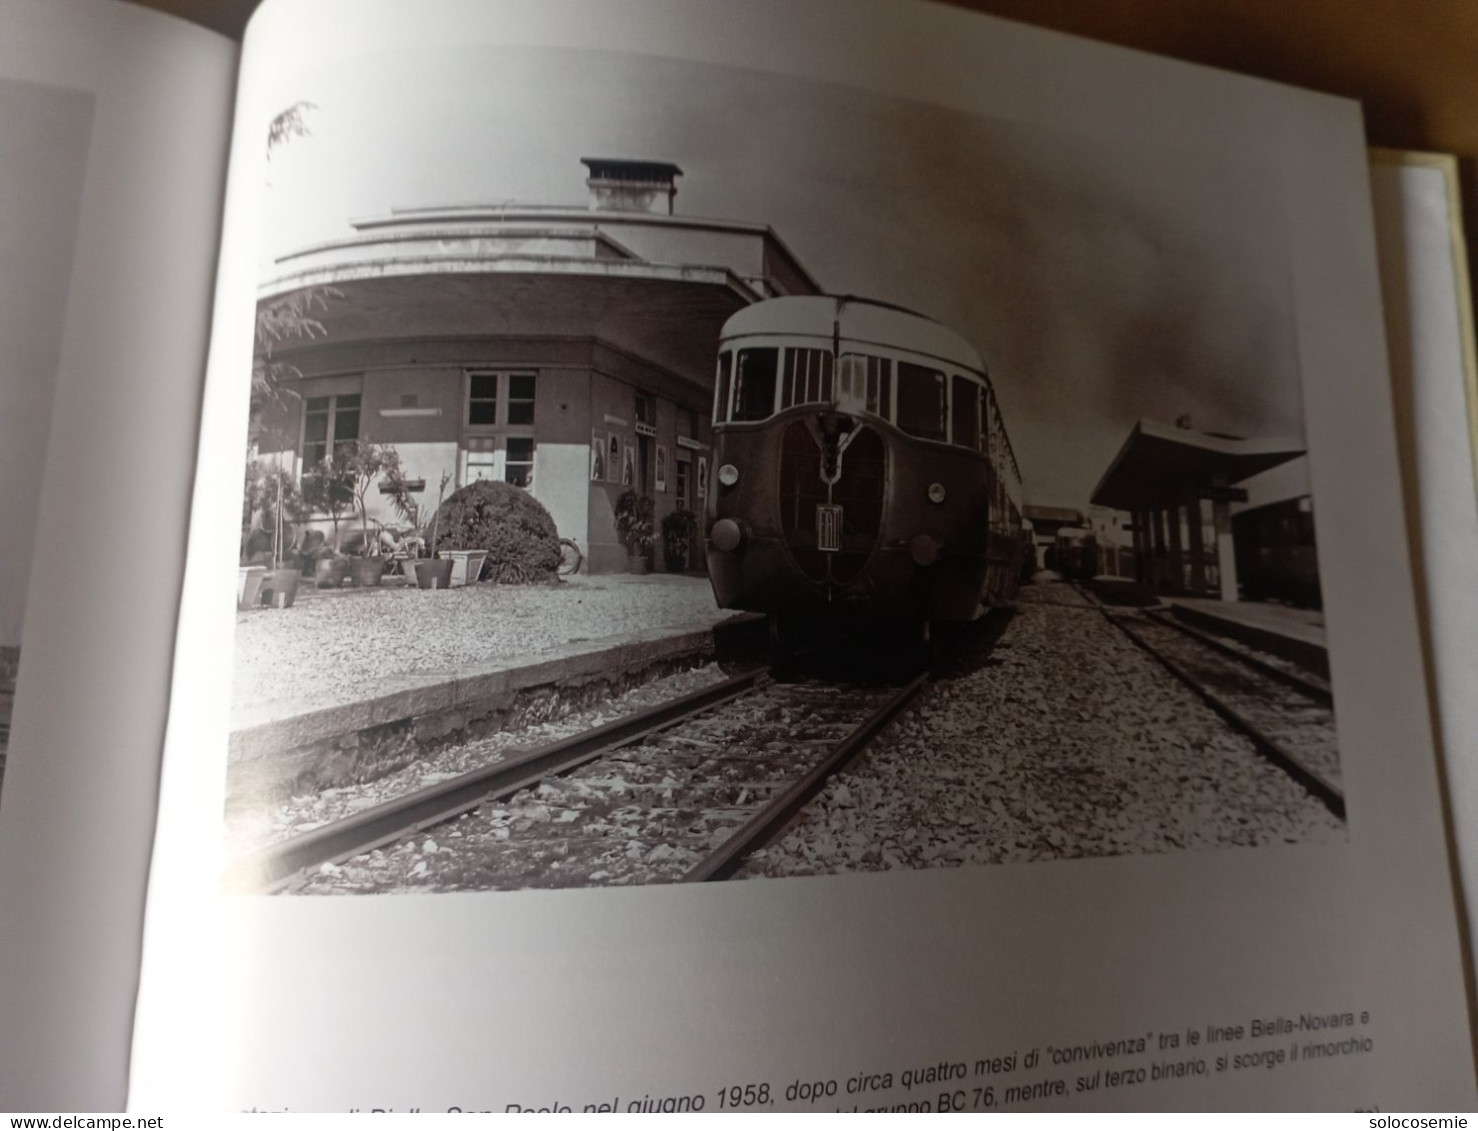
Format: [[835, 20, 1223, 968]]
[[1089, 418, 1312, 603], [254, 158, 819, 573], [1086, 506, 1133, 578]]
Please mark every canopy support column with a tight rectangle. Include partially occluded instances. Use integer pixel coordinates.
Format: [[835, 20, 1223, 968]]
[[1185, 490, 1208, 595], [1211, 475, 1238, 602]]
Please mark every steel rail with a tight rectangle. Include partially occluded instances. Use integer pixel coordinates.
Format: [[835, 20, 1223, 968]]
[[681, 671, 930, 883], [1109, 615, 1345, 820], [225, 666, 767, 893], [1144, 609, 1332, 706]]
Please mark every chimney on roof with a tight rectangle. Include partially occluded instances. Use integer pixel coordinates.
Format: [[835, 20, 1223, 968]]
[[580, 158, 682, 215]]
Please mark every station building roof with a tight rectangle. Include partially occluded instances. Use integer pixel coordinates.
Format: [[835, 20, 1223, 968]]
[[257, 200, 821, 392], [1089, 419, 1305, 511]]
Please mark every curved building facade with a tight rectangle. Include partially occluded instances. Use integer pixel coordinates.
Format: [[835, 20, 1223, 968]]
[[253, 158, 819, 573]]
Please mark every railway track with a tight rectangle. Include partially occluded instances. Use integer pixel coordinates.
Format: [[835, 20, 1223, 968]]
[[227, 662, 927, 894], [1074, 586, 1343, 820]]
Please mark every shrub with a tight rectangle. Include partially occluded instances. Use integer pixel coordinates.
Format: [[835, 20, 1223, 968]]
[[431, 479, 560, 583], [614, 490, 655, 556], [661, 508, 697, 554], [661, 508, 698, 569]]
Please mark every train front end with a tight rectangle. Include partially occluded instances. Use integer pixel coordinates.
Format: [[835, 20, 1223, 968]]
[[704, 296, 1025, 625]]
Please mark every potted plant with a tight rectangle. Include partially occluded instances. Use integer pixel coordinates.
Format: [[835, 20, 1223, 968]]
[[343, 441, 401, 588], [239, 460, 270, 608], [614, 489, 655, 574], [300, 453, 355, 587], [257, 466, 302, 608], [661, 508, 698, 573], [399, 469, 453, 590]]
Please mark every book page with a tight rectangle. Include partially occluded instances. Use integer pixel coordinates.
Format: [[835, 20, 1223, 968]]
[[1371, 152, 1478, 960], [133, 0, 1475, 1111], [0, 0, 237, 1112]]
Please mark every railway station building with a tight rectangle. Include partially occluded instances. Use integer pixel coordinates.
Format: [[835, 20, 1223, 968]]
[[252, 158, 820, 574], [1089, 419, 1313, 603]]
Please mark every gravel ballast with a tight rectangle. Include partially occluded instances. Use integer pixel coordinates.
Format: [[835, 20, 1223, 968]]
[[741, 582, 1344, 879], [225, 663, 731, 860], [250, 579, 1347, 893], [289, 678, 902, 895], [231, 574, 727, 720]]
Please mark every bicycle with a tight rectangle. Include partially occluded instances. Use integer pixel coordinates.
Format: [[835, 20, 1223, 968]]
[[557, 537, 583, 576]]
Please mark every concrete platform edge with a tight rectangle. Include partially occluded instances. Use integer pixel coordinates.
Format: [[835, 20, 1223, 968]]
[[1168, 603, 1330, 679], [228, 622, 737, 765]]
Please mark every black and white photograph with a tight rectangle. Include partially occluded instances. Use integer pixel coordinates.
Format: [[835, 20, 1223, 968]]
[[224, 45, 1344, 896], [0, 77, 93, 797]]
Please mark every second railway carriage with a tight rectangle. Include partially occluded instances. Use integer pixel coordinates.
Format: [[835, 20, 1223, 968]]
[[704, 295, 1026, 630]]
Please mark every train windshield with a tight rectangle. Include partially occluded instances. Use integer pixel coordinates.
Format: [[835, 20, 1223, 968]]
[[780, 347, 834, 409], [732, 347, 779, 421], [836, 353, 891, 418], [896, 361, 948, 442], [714, 351, 732, 422], [716, 343, 990, 456]]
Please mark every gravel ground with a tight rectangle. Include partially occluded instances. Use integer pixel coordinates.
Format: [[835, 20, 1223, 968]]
[[225, 664, 730, 860], [742, 582, 1344, 879], [1115, 613, 1341, 788], [230, 574, 727, 719], [289, 678, 902, 894]]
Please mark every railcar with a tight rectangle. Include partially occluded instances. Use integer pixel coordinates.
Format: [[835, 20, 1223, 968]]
[[1232, 495, 1321, 608], [704, 295, 1027, 632], [1052, 526, 1099, 582]]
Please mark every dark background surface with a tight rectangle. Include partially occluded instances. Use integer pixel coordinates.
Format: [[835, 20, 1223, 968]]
[[138, 0, 1478, 318], [135, 0, 1478, 156]]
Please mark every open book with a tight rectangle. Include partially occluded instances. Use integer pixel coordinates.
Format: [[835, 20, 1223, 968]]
[[2, 0, 1476, 1113]]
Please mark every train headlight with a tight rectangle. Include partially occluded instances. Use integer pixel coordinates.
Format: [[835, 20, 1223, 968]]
[[927, 482, 947, 504], [717, 463, 740, 488], [711, 518, 745, 553]]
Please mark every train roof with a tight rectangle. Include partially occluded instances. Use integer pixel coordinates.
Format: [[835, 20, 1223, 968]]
[[721, 295, 987, 375]]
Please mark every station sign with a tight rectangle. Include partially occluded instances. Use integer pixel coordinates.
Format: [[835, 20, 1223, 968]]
[[634, 422, 658, 438]]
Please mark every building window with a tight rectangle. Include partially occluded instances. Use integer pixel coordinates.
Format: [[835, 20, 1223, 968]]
[[302, 393, 361, 468], [466, 437, 498, 483], [464, 438, 536, 488], [507, 374, 536, 425], [466, 370, 536, 427], [678, 406, 699, 440], [505, 437, 535, 487], [468, 374, 499, 425], [635, 392, 656, 427]]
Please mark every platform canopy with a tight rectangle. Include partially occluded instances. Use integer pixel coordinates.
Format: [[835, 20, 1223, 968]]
[[1022, 504, 1085, 530], [1089, 419, 1305, 511]]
